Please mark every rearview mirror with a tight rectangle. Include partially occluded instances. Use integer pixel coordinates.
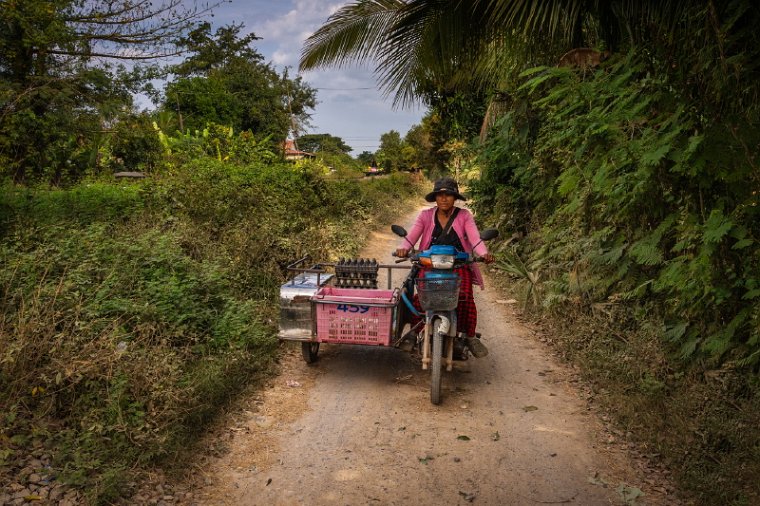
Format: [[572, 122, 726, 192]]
[[480, 229, 499, 241], [391, 225, 407, 237]]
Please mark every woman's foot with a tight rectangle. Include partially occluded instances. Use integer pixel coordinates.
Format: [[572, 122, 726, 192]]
[[467, 336, 488, 358]]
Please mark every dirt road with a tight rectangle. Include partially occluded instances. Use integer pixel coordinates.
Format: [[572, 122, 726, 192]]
[[184, 207, 675, 506]]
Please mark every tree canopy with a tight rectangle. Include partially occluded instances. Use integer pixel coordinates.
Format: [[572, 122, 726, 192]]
[[299, 0, 706, 106], [375, 129, 403, 171], [164, 23, 316, 142], [0, 0, 220, 182], [297, 134, 352, 154]]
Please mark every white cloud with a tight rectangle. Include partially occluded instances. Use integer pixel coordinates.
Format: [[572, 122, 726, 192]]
[[271, 50, 292, 66]]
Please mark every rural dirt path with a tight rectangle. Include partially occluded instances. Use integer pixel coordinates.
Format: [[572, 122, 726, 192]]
[[176, 206, 678, 506]]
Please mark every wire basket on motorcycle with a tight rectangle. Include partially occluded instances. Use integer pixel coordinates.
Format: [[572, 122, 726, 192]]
[[415, 272, 461, 311]]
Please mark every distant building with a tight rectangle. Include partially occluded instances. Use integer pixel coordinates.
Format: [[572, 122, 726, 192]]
[[283, 139, 315, 161]]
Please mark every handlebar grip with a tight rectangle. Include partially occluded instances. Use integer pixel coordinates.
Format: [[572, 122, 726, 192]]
[[392, 251, 409, 263]]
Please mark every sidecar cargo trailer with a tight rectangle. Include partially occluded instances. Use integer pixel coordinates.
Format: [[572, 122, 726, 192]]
[[278, 256, 407, 345]]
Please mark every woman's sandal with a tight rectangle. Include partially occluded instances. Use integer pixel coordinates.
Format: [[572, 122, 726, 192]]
[[398, 330, 417, 352], [467, 335, 489, 358]]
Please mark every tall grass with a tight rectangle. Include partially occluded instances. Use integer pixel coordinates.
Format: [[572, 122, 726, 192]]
[[0, 162, 423, 503]]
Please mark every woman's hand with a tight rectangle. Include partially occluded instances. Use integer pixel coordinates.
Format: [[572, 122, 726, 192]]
[[482, 253, 495, 264], [396, 248, 408, 258]]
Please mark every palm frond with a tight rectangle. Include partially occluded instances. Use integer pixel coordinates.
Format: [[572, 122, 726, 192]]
[[299, 0, 405, 70], [378, 0, 498, 106], [300, 0, 713, 108], [377, 1, 467, 106]]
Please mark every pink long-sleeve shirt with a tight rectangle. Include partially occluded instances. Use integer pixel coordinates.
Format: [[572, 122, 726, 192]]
[[398, 206, 489, 289]]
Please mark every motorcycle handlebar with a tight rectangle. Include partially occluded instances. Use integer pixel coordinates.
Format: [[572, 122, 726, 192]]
[[391, 251, 405, 263], [392, 249, 417, 260], [390, 252, 486, 264]]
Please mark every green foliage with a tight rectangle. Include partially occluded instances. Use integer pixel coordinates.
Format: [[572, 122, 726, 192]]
[[109, 113, 164, 173], [1, 181, 144, 230], [496, 248, 542, 309], [298, 133, 352, 154], [543, 307, 760, 506], [0, 158, 422, 503], [376, 129, 404, 172], [0, 0, 213, 184], [0, 64, 133, 183], [473, 6, 760, 499], [356, 150, 375, 166], [153, 122, 279, 166], [165, 23, 316, 141], [315, 151, 362, 173], [164, 76, 240, 133], [0, 220, 274, 503], [478, 44, 760, 367], [172, 22, 265, 76], [403, 122, 436, 171]]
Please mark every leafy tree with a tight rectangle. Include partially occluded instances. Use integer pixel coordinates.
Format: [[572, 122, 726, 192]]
[[164, 23, 316, 143], [164, 76, 236, 133], [403, 122, 434, 170], [471, 2, 760, 365], [173, 22, 265, 76], [0, 0, 219, 182], [300, 0, 474, 107], [376, 130, 404, 172], [297, 133, 352, 154], [0, 63, 136, 182], [109, 112, 164, 172], [300, 1, 701, 103], [298, 0, 703, 167], [299, 1, 492, 171], [356, 151, 376, 167]]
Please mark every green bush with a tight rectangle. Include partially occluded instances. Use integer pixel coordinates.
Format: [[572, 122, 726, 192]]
[[0, 159, 422, 503], [473, 45, 760, 505], [0, 181, 145, 231], [475, 52, 760, 366]]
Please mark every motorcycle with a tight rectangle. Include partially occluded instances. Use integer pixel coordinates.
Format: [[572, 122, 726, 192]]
[[277, 225, 497, 405], [391, 224, 498, 404]]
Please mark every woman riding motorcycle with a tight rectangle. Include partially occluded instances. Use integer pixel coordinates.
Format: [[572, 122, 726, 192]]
[[395, 177, 495, 357]]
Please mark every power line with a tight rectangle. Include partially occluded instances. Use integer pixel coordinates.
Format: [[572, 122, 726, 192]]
[[313, 87, 375, 90]]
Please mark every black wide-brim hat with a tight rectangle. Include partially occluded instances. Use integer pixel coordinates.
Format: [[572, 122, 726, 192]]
[[425, 177, 467, 202]]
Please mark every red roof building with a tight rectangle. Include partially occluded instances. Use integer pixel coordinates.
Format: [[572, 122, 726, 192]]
[[283, 139, 315, 161]]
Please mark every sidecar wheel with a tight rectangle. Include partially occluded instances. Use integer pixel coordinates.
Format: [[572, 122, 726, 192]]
[[301, 342, 320, 363], [430, 319, 443, 405]]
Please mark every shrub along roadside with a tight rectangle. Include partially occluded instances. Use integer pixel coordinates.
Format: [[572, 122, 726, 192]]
[[0, 164, 423, 504], [530, 306, 760, 506], [472, 48, 760, 505]]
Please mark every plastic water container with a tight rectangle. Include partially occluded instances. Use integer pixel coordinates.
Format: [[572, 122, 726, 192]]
[[278, 272, 333, 340]]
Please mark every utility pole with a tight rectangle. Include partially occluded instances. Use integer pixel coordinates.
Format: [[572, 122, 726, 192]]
[[175, 92, 184, 133], [287, 95, 299, 150]]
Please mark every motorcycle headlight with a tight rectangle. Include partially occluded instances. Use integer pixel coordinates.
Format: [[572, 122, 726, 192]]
[[430, 254, 455, 269]]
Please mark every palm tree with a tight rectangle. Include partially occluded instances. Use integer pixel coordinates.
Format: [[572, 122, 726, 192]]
[[299, 1, 697, 107], [300, 0, 487, 108]]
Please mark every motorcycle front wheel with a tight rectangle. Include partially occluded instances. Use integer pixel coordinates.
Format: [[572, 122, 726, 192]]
[[430, 319, 443, 404]]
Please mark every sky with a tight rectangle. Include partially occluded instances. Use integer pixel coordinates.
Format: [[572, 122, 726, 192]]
[[206, 0, 425, 154]]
